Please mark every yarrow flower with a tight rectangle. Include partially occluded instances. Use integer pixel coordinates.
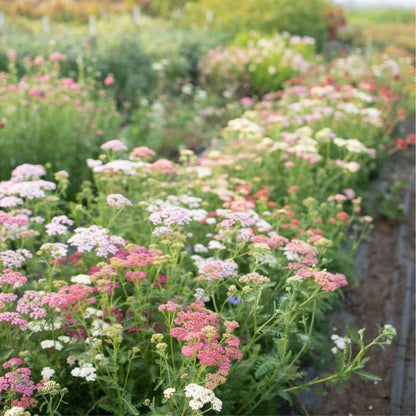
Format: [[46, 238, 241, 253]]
[[68, 225, 125, 257], [169, 301, 242, 388], [2, 358, 24, 369], [45, 215, 73, 236], [0, 269, 27, 288], [239, 272, 270, 286], [16, 291, 47, 320], [41, 367, 55, 380], [0, 293, 18, 309], [100, 139, 127, 152], [284, 239, 318, 266], [0, 211, 28, 226], [149, 206, 192, 227], [71, 363, 97, 381], [106, 194, 132, 209], [129, 146, 155, 160], [198, 259, 238, 281], [184, 384, 222, 412], [4, 406, 30, 416], [0, 249, 32, 269], [70, 274, 91, 285], [0, 196, 24, 208], [330, 334, 351, 354], [11, 164, 46, 182], [287, 263, 347, 292], [163, 387, 176, 399], [40, 340, 63, 351], [194, 288, 210, 303], [0, 365, 37, 409], [38, 243, 68, 259]]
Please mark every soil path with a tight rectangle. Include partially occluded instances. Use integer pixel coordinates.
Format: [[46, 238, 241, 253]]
[[313, 149, 415, 416]]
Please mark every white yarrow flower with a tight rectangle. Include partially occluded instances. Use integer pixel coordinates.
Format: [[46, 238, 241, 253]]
[[41, 367, 55, 380], [163, 387, 176, 399], [184, 384, 222, 412], [70, 274, 92, 285]]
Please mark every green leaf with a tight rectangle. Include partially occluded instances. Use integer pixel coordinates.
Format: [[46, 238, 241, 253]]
[[346, 326, 361, 346], [355, 370, 382, 382], [254, 356, 279, 379], [276, 389, 293, 405]]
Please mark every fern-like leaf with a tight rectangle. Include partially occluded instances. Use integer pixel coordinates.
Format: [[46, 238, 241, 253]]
[[254, 356, 279, 379], [355, 370, 382, 382]]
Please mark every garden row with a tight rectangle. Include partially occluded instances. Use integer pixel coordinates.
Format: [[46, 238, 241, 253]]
[[0, 27, 319, 195], [0, 8, 414, 416], [0, 26, 414, 414]]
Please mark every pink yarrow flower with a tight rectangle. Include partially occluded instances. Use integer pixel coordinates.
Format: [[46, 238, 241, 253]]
[[169, 301, 242, 388], [129, 146, 155, 160], [11, 164, 46, 182], [49, 52, 64, 61], [198, 260, 238, 281], [104, 75, 115, 86], [100, 140, 127, 152]]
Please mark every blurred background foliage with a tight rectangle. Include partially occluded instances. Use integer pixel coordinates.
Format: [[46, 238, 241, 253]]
[[0, 0, 413, 195]]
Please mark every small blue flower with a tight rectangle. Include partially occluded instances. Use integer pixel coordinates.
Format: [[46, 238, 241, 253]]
[[228, 296, 240, 305]]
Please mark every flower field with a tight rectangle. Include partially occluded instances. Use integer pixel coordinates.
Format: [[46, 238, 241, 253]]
[[0, 2, 414, 415]]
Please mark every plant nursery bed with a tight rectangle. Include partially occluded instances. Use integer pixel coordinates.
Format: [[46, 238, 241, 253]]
[[313, 148, 415, 416]]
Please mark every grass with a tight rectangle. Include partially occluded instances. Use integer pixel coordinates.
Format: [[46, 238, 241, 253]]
[[346, 8, 414, 24]]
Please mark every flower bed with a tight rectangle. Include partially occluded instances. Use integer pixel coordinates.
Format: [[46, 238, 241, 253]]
[[0, 53, 120, 194], [0, 45, 413, 415]]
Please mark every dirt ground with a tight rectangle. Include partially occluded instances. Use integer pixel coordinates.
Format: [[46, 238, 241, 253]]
[[312, 149, 415, 416]]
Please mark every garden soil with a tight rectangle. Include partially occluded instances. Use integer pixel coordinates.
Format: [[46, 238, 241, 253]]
[[311, 148, 415, 416]]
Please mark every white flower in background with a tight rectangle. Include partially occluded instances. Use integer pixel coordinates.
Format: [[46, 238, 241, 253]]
[[190, 209, 208, 222], [227, 118, 263, 139], [152, 62, 164, 71], [45, 215, 73, 236], [28, 319, 62, 332], [106, 193, 132, 209], [91, 319, 110, 337], [0, 196, 24, 208], [163, 388, 176, 399], [86, 159, 102, 168], [38, 243, 68, 259], [331, 334, 351, 354], [284, 249, 299, 261], [196, 89, 207, 100], [57, 335, 71, 344], [149, 206, 192, 227], [71, 362, 97, 381], [40, 340, 63, 351], [70, 274, 91, 285], [94, 353, 109, 366], [208, 240, 226, 251], [345, 162, 361, 173], [11, 164, 46, 181], [68, 225, 125, 257], [0, 249, 32, 268], [179, 195, 202, 208], [268, 66, 277, 75], [194, 244, 208, 253], [194, 287, 210, 303], [41, 367, 55, 380], [4, 407, 27, 416], [181, 83, 193, 95]]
